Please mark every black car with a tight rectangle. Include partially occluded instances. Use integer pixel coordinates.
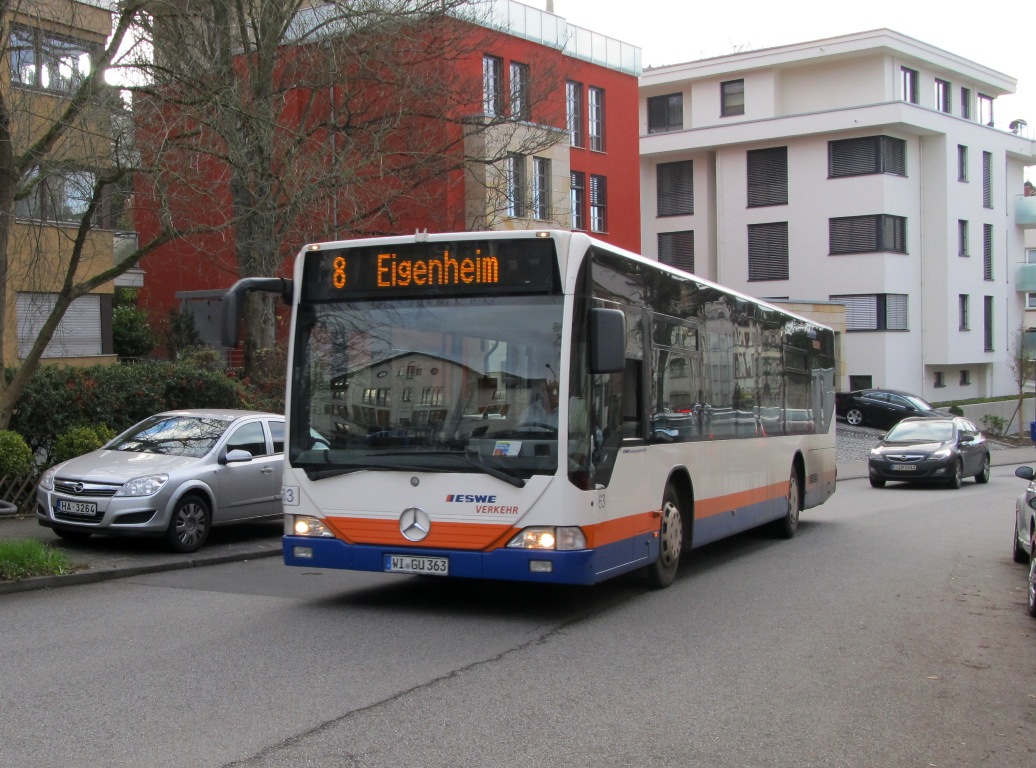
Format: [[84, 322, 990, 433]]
[[836, 388, 949, 429], [868, 416, 990, 489]]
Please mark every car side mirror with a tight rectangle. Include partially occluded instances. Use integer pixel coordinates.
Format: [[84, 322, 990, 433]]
[[221, 449, 253, 464], [1015, 466, 1035, 481]]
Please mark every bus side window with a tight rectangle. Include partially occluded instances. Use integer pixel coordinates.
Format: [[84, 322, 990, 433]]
[[622, 360, 643, 439]]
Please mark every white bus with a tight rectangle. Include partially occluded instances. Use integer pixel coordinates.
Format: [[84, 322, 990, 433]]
[[224, 230, 836, 587]]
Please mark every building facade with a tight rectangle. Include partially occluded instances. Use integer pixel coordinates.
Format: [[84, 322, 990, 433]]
[[3, 0, 127, 366], [640, 29, 1036, 400], [136, 1, 641, 346]]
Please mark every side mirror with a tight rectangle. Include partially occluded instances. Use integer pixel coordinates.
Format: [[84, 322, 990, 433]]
[[590, 308, 625, 374], [221, 449, 253, 464], [1015, 466, 1035, 481]]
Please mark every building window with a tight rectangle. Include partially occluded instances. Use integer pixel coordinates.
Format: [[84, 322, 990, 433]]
[[849, 375, 874, 391], [747, 146, 788, 207], [1026, 292, 1036, 310], [566, 81, 584, 147], [831, 294, 908, 331], [959, 294, 970, 330], [532, 157, 551, 220], [978, 93, 994, 126], [983, 224, 993, 280], [935, 79, 951, 113], [829, 215, 907, 255], [748, 222, 789, 281], [960, 370, 971, 386], [647, 93, 683, 134], [982, 151, 993, 207], [1027, 248, 1036, 264], [957, 145, 968, 181], [656, 160, 693, 216], [570, 171, 585, 230], [983, 296, 994, 351], [483, 55, 503, 115], [901, 67, 919, 104], [588, 87, 605, 151], [15, 166, 98, 225], [658, 231, 694, 272], [934, 371, 945, 388], [9, 26, 92, 94], [721, 79, 745, 116], [958, 220, 969, 256], [828, 136, 906, 177], [510, 61, 529, 120], [17, 292, 103, 358], [589, 174, 607, 233], [506, 154, 526, 218], [961, 88, 971, 119]]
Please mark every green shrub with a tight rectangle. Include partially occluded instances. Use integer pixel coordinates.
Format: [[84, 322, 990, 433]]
[[981, 414, 1007, 436], [8, 360, 253, 465], [0, 431, 33, 476], [112, 305, 157, 359], [948, 405, 963, 416], [53, 425, 117, 464]]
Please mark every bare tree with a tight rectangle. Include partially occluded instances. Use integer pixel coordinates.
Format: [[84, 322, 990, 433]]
[[1008, 325, 1036, 438], [0, 0, 172, 430], [135, 0, 568, 374]]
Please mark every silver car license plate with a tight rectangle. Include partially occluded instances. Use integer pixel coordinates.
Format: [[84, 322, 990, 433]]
[[384, 555, 449, 576], [57, 499, 98, 516]]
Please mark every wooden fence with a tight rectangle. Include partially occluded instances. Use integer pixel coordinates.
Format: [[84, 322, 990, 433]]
[[0, 473, 39, 516]]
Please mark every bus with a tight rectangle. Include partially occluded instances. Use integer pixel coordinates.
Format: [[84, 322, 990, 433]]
[[224, 230, 836, 587]]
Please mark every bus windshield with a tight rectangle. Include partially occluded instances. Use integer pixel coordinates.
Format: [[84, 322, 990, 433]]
[[290, 295, 564, 482]]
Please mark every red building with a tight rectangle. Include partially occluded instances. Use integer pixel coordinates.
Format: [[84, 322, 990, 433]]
[[135, 2, 642, 347]]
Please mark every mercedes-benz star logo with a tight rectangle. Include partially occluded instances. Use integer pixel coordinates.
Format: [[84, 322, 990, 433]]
[[399, 507, 431, 542]]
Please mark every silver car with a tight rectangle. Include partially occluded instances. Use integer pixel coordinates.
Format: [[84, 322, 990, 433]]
[[36, 409, 284, 553], [1012, 466, 1036, 618]]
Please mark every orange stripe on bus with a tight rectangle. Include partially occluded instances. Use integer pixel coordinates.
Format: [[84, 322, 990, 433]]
[[693, 481, 788, 519]]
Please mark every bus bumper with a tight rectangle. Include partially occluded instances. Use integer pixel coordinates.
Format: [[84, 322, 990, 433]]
[[282, 535, 652, 585]]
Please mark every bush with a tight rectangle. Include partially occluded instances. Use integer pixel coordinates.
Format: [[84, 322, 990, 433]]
[[981, 414, 1007, 436], [112, 305, 157, 359], [0, 431, 33, 476], [8, 360, 253, 466], [53, 425, 117, 464], [948, 405, 964, 416]]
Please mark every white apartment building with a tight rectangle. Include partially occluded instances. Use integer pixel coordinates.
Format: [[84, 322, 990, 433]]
[[639, 29, 1036, 401]]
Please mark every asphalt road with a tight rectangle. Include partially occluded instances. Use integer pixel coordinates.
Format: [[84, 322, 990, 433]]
[[1, 461, 1033, 768]]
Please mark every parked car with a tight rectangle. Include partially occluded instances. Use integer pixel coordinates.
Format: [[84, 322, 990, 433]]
[[36, 409, 284, 553], [867, 416, 990, 489], [836, 388, 950, 429], [1012, 466, 1036, 618]]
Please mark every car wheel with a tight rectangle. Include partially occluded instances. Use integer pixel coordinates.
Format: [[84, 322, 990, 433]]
[[1013, 523, 1029, 564], [869, 477, 886, 488], [773, 466, 801, 539], [974, 454, 990, 484], [948, 459, 963, 489], [646, 485, 684, 589], [1028, 542, 1036, 619], [52, 527, 92, 543], [845, 408, 864, 426], [166, 494, 211, 553]]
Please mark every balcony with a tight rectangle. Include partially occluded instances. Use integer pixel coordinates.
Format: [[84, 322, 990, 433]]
[[1017, 194, 1036, 227]]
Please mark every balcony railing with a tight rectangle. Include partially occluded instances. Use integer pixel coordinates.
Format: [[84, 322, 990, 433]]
[[1017, 194, 1036, 226]]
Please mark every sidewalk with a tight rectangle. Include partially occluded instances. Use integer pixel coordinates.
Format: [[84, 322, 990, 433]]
[[3, 446, 1035, 595]]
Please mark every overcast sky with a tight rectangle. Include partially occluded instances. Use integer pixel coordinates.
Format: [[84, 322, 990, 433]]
[[551, 0, 1034, 135]]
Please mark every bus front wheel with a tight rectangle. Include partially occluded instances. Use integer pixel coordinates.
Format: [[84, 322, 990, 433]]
[[774, 467, 801, 539], [647, 486, 684, 589]]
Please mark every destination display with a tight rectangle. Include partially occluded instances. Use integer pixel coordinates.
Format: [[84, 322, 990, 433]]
[[302, 238, 559, 300]]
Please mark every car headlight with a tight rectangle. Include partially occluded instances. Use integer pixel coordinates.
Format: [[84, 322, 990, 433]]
[[869, 448, 883, 458], [929, 448, 953, 460], [507, 526, 586, 550], [290, 515, 335, 537], [39, 467, 58, 491], [115, 474, 169, 497]]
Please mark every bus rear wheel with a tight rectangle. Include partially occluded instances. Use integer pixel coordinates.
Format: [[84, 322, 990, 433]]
[[647, 486, 684, 589]]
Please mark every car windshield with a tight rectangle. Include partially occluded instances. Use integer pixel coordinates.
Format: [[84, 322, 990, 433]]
[[109, 415, 232, 458], [885, 420, 953, 442], [903, 394, 936, 411]]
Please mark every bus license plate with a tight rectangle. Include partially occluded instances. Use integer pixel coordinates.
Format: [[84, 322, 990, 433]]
[[890, 465, 917, 471], [385, 555, 449, 576], [57, 499, 98, 516]]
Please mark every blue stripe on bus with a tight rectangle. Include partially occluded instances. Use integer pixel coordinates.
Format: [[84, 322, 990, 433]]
[[282, 533, 657, 585], [692, 494, 787, 547]]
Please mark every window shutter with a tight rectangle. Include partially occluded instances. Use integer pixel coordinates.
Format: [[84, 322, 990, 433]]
[[17, 293, 102, 358], [658, 231, 694, 272], [832, 294, 878, 331], [829, 136, 906, 177], [982, 152, 993, 207], [747, 147, 788, 207], [885, 294, 908, 330], [657, 161, 693, 216], [748, 222, 789, 281]]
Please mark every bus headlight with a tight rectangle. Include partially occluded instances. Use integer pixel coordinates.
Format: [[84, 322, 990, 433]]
[[507, 526, 586, 550], [290, 515, 335, 537]]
